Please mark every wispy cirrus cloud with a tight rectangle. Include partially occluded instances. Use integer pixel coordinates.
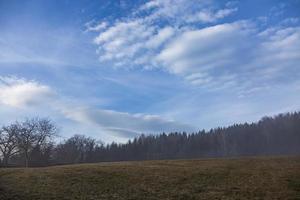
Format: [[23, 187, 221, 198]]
[[157, 21, 254, 75], [62, 106, 196, 138], [91, 0, 300, 96], [92, 0, 238, 70], [138, 0, 237, 24], [158, 22, 300, 92]]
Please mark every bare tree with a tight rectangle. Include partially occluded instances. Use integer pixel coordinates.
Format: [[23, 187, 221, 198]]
[[17, 118, 58, 167], [36, 118, 58, 144], [16, 119, 37, 167], [54, 134, 97, 164], [0, 124, 19, 166]]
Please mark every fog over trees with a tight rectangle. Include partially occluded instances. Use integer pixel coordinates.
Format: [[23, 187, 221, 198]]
[[0, 112, 300, 167]]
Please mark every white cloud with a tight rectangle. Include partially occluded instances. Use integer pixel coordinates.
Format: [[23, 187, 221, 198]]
[[145, 26, 175, 48], [259, 27, 300, 61], [244, 26, 300, 83], [94, 20, 156, 67], [61, 106, 196, 138], [137, 0, 234, 24], [0, 76, 195, 140], [90, 0, 300, 96], [157, 22, 300, 92], [269, 2, 287, 17], [92, 0, 237, 69], [85, 21, 108, 32], [186, 8, 238, 23], [157, 21, 253, 75], [0, 76, 55, 108], [280, 17, 299, 25]]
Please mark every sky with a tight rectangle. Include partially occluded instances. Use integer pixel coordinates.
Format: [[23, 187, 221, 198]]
[[0, 0, 299, 143]]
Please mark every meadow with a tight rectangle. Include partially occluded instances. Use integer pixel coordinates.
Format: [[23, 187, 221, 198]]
[[0, 156, 299, 200]]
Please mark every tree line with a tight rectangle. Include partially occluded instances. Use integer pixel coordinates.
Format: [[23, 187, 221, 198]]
[[1, 112, 300, 167]]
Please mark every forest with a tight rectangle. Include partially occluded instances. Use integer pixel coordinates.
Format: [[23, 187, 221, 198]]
[[0, 112, 299, 167]]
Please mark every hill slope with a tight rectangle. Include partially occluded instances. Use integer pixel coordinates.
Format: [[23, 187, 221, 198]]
[[0, 157, 299, 200]]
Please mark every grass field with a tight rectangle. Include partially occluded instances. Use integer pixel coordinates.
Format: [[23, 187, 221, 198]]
[[0, 157, 299, 200]]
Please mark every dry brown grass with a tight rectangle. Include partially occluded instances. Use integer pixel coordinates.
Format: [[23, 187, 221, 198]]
[[0, 156, 299, 200]]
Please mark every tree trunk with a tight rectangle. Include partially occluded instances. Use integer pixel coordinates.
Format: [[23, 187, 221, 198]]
[[25, 151, 29, 168], [3, 156, 9, 166]]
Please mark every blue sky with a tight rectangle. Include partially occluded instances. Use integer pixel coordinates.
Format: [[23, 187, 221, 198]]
[[0, 0, 300, 143]]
